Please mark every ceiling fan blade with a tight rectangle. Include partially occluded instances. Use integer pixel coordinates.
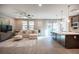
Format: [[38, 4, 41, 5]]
[[70, 9, 79, 12]]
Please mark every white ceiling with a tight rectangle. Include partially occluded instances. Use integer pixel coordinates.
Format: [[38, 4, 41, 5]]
[[0, 4, 79, 19]]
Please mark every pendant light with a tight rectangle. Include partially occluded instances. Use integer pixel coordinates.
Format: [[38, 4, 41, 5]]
[[67, 5, 70, 23], [67, 5, 70, 32]]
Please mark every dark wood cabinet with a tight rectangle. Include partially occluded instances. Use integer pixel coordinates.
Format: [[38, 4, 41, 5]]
[[65, 35, 79, 48], [52, 32, 79, 49]]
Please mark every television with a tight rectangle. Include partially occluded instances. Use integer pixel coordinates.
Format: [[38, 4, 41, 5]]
[[6, 25, 12, 31], [0, 25, 12, 32], [0, 25, 2, 32], [1, 25, 8, 32]]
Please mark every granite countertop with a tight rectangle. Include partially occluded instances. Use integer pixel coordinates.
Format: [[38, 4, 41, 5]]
[[52, 32, 79, 35]]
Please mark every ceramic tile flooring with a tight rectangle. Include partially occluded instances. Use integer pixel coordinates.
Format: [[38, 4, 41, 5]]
[[0, 36, 79, 54]]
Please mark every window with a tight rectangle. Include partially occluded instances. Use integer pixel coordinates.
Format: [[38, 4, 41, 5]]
[[29, 21, 34, 30], [22, 20, 34, 30], [22, 21, 28, 30]]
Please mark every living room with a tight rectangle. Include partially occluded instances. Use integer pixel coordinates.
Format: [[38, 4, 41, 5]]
[[0, 4, 79, 54]]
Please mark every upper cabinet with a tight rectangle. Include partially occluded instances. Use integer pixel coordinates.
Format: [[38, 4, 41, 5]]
[[71, 16, 79, 29], [69, 15, 79, 32]]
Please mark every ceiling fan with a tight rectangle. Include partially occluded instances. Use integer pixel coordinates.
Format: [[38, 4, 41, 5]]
[[15, 9, 34, 19], [71, 9, 79, 13]]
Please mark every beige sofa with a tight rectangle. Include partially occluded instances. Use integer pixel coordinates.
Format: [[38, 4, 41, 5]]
[[29, 30, 38, 39], [19, 30, 38, 39]]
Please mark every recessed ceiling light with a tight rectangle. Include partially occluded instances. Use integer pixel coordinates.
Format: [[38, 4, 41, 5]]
[[38, 4, 42, 7]]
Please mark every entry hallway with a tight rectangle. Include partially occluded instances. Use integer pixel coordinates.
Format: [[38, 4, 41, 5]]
[[0, 36, 79, 54]]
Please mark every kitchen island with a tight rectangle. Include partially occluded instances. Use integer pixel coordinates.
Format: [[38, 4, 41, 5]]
[[52, 32, 79, 48]]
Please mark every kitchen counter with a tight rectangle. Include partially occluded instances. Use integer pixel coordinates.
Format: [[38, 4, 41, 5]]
[[51, 32, 79, 49], [53, 32, 79, 35]]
